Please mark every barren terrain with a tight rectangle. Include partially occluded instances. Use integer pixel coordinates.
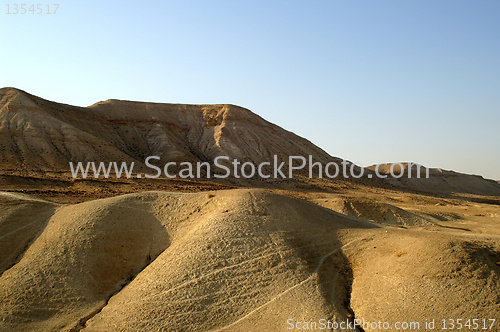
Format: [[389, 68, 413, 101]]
[[1, 89, 499, 331]]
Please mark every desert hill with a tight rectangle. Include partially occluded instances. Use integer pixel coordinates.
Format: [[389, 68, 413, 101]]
[[2, 87, 499, 197], [1, 89, 500, 331], [0, 87, 341, 175], [1, 189, 499, 331], [368, 163, 500, 196]]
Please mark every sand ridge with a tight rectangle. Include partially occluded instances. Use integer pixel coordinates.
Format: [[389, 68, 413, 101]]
[[1, 189, 498, 331]]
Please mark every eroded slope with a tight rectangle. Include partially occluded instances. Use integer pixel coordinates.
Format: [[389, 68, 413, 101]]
[[0, 190, 498, 331]]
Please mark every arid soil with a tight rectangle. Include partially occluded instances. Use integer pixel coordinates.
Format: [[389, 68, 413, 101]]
[[1, 89, 499, 331], [1, 187, 499, 331]]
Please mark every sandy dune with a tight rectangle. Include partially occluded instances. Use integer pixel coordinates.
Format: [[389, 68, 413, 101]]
[[0, 192, 58, 273], [310, 196, 435, 227], [1, 190, 498, 331]]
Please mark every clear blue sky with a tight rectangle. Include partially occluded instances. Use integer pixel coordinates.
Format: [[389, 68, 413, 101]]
[[1, 1, 499, 179]]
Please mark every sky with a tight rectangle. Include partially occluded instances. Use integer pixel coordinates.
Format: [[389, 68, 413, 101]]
[[1, 0, 499, 179]]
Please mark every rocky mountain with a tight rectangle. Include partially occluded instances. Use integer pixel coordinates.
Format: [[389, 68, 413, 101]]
[[367, 162, 500, 196], [1, 88, 499, 196], [0, 88, 341, 176]]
